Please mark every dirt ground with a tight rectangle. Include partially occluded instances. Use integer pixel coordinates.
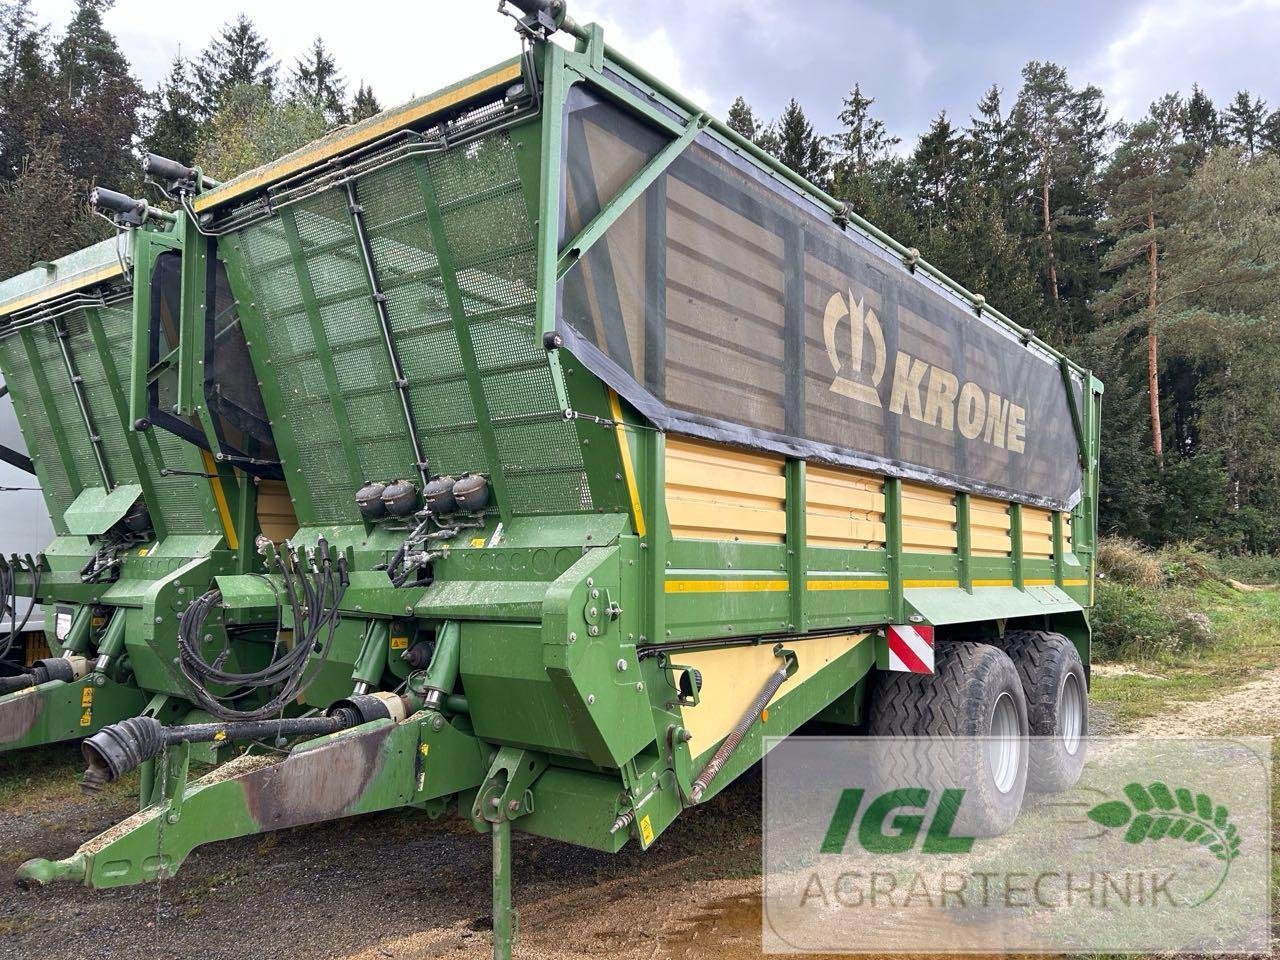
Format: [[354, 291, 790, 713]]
[[1, 669, 1276, 960]]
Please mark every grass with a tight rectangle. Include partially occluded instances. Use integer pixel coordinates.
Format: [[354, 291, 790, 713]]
[[1089, 537, 1280, 725], [0, 741, 138, 812]]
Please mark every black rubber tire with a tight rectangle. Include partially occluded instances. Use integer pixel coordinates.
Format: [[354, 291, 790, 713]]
[[869, 641, 1029, 835], [1003, 630, 1088, 793]]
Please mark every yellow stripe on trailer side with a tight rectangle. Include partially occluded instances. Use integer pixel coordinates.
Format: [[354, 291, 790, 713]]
[[201, 449, 239, 551], [609, 390, 646, 538], [0, 263, 125, 319], [806, 578, 890, 591], [665, 578, 788, 594]]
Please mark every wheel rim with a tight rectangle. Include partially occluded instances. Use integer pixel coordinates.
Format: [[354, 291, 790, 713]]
[[1060, 672, 1084, 756], [988, 692, 1022, 794]]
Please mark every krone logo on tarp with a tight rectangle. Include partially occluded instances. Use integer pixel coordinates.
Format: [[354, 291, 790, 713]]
[[823, 289, 1028, 454]]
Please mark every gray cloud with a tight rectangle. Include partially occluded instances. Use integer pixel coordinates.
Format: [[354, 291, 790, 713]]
[[588, 0, 1280, 145]]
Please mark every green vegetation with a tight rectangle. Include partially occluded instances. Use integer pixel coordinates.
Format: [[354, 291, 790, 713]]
[[1089, 537, 1280, 724]]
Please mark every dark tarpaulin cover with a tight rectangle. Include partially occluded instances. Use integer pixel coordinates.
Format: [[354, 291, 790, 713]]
[[557, 87, 1085, 511]]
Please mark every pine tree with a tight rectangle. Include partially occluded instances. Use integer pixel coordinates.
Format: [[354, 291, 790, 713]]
[[1264, 109, 1280, 155], [350, 81, 381, 123], [911, 111, 964, 229], [0, 133, 101, 276], [1009, 61, 1110, 336], [757, 98, 830, 186], [922, 183, 1043, 324], [1099, 102, 1190, 468], [289, 36, 346, 126], [1182, 84, 1220, 164], [146, 56, 201, 166], [50, 0, 143, 190], [966, 84, 1023, 213], [725, 95, 761, 142], [831, 83, 898, 178], [0, 0, 57, 182], [195, 15, 276, 115], [1223, 90, 1268, 157]]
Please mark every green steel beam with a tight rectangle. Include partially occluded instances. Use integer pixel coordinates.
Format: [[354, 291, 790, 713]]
[[1059, 357, 1087, 466], [1010, 503, 1025, 591], [556, 111, 706, 281], [177, 220, 208, 415], [534, 40, 569, 341], [884, 477, 903, 622], [956, 492, 972, 593], [785, 459, 807, 632]]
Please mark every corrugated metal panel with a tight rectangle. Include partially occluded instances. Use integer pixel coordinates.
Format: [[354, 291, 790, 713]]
[[665, 436, 786, 543], [901, 482, 957, 554], [970, 496, 1012, 557], [1022, 507, 1055, 560], [805, 465, 885, 549], [230, 130, 587, 522]]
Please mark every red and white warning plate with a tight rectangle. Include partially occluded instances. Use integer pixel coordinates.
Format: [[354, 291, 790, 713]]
[[886, 624, 934, 674]]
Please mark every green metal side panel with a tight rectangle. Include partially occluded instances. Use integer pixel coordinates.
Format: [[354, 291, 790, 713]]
[[63, 484, 144, 536]]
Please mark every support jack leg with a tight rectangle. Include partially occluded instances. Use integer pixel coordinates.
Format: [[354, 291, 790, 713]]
[[492, 817, 516, 960]]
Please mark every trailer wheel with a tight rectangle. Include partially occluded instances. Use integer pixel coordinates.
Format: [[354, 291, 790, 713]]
[[1002, 631, 1087, 792], [869, 642, 1028, 835]]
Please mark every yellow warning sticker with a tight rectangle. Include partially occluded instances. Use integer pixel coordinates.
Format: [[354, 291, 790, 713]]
[[470, 538, 485, 548], [390, 636, 409, 650], [639, 814, 654, 846], [213, 730, 227, 742], [137, 548, 149, 557], [420, 743, 430, 758], [78, 686, 94, 726]]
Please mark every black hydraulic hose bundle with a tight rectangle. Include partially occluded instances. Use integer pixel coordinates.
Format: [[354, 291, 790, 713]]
[[0, 556, 40, 664], [175, 539, 348, 721]]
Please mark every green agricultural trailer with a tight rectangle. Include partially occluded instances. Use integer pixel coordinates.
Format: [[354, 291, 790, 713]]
[[0, 189, 332, 756], [16, 3, 1102, 956]]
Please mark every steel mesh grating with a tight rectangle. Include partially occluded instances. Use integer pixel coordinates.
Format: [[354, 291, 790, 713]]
[[228, 129, 590, 519], [0, 336, 76, 519]]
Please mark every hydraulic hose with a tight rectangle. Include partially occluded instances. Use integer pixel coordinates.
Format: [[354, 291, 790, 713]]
[[174, 539, 348, 721], [688, 646, 796, 803], [0, 556, 40, 662]]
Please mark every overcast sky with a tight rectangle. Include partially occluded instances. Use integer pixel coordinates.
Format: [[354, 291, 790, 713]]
[[26, 0, 1280, 145]]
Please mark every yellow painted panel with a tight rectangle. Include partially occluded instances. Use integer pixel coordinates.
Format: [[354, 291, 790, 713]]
[[902, 483, 956, 553], [1062, 511, 1073, 551], [805, 464, 885, 550], [666, 578, 787, 594], [1022, 506, 1055, 559], [666, 457, 786, 501], [970, 495, 1012, 557], [678, 633, 868, 753], [666, 499, 786, 539], [256, 480, 298, 543], [666, 436, 786, 543]]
